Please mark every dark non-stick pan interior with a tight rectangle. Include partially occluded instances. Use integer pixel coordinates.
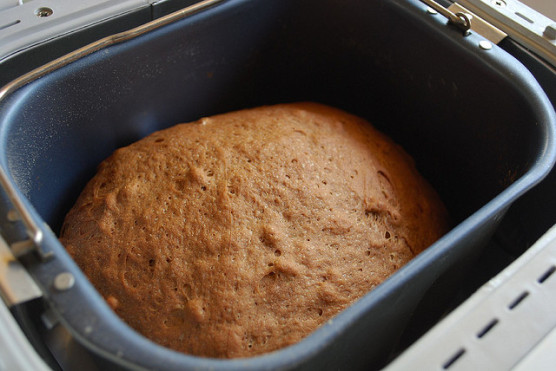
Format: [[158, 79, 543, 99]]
[[0, 0, 554, 369]]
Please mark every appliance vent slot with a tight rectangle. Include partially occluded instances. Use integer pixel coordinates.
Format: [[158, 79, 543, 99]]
[[538, 265, 555, 283], [476, 318, 499, 338], [508, 291, 529, 310], [0, 19, 19, 30], [515, 11, 534, 24], [442, 348, 466, 369]]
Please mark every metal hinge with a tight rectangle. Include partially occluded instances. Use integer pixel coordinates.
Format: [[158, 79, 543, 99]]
[[0, 234, 42, 306], [6, 206, 52, 260], [420, 0, 506, 42], [449, 2, 507, 44], [420, 0, 556, 68], [455, 0, 556, 67], [420, 0, 473, 35]]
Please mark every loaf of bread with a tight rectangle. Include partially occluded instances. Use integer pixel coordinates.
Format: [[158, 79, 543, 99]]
[[60, 102, 449, 358]]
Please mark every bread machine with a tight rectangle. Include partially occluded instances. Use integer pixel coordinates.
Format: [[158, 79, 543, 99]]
[[1, 0, 556, 370]]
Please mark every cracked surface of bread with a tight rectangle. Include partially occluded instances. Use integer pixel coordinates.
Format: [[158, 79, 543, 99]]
[[60, 102, 449, 358]]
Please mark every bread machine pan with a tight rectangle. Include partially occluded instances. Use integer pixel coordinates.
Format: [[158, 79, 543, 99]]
[[0, 0, 554, 369]]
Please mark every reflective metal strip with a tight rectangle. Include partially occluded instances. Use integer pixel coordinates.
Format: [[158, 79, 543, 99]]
[[0, 296, 51, 371]]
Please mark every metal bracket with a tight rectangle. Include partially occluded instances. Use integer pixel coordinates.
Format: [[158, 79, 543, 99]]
[[6, 206, 53, 260], [420, 0, 473, 35], [0, 0, 151, 64], [456, 0, 556, 68], [0, 234, 42, 306], [449, 3, 507, 44]]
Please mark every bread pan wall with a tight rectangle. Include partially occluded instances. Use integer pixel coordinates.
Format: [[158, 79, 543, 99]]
[[0, 0, 554, 369]]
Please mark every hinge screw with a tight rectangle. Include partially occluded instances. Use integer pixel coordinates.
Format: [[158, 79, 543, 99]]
[[491, 0, 506, 8], [35, 7, 53, 17]]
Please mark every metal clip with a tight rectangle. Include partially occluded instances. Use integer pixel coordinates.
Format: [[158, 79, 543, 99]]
[[457, 0, 556, 68], [0, 235, 42, 306], [421, 0, 472, 35]]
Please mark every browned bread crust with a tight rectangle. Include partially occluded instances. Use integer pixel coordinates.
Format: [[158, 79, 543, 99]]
[[60, 102, 449, 358]]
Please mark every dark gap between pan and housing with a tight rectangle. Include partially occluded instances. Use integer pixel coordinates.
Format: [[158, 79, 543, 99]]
[[442, 348, 466, 369], [476, 318, 499, 339], [538, 265, 556, 284], [508, 291, 529, 310]]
